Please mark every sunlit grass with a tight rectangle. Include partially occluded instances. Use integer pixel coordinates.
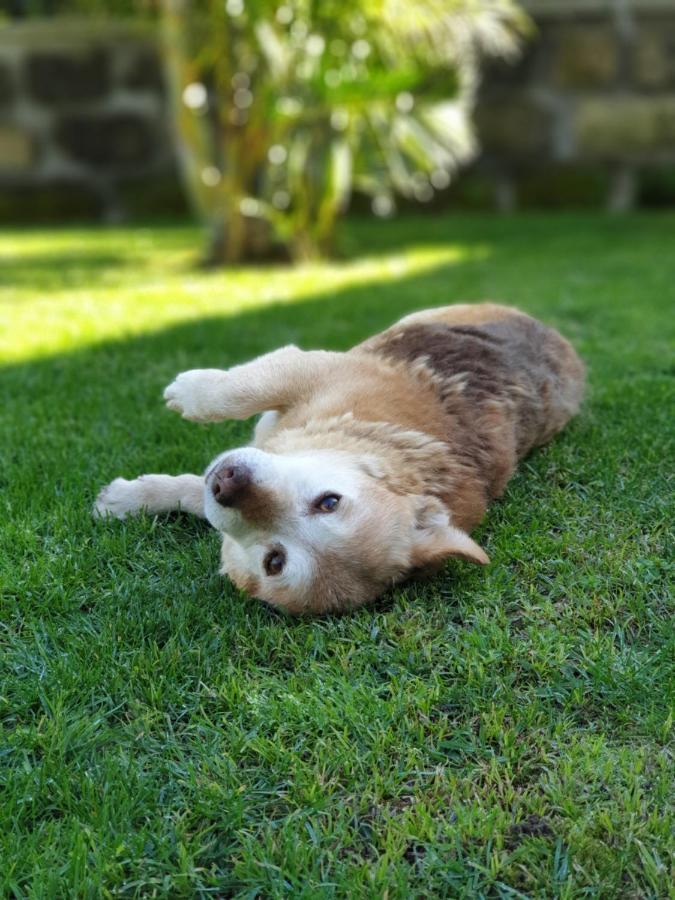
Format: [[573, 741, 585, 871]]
[[1, 213, 673, 897], [0, 225, 487, 362]]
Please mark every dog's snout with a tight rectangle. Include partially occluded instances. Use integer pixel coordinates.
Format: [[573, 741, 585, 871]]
[[211, 462, 251, 506]]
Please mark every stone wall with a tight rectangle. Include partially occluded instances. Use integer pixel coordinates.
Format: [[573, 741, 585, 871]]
[[466, 0, 675, 210], [2, 3, 675, 223], [0, 20, 185, 222]]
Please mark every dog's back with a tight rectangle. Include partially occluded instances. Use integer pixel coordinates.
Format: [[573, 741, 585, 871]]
[[356, 304, 585, 504]]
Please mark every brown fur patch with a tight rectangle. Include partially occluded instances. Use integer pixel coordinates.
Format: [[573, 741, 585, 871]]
[[358, 309, 584, 511], [304, 546, 388, 614], [226, 566, 261, 598], [234, 482, 283, 529]]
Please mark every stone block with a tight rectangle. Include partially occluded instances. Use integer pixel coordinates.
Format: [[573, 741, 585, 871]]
[[638, 165, 675, 208], [475, 94, 552, 160], [55, 112, 156, 168], [0, 62, 14, 106], [553, 25, 618, 89], [116, 171, 188, 217], [633, 26, 675, 90], [516, 164, 610, 208], [0, 181, 101, 223], [575, 97, 675, 160], [122, 47, 165, 93], [479, 45, 538, 96], [0, 126, 36, 172], [432, 167, 497, 210], [27, 49, 110, 105]]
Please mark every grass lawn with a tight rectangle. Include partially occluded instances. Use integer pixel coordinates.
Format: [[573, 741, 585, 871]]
[[1, 213, 673, 897]]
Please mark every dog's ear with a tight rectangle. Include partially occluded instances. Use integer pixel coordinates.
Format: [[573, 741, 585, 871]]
[[410, 496, 489, 569]]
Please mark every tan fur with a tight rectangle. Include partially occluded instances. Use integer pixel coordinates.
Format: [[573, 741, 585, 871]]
[[96, 303, 585, 614], [395, 301, 526, 328]]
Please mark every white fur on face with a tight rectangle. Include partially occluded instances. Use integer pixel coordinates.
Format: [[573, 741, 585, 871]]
[[204, 447, 381, 607]]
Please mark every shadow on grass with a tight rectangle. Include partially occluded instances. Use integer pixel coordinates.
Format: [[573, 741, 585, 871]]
[[0, 220, 197, 291], [0, 210, 626, 292], [0, 251, 142, 290]]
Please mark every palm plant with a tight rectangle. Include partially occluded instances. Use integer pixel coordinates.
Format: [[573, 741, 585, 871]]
[[161, 0, 527, 263]]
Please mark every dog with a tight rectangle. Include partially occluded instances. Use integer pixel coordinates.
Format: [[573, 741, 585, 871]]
[[95, 303, 584, 614]]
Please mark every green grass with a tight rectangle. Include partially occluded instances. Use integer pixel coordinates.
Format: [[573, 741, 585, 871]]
[[1, 213, 673, 898]]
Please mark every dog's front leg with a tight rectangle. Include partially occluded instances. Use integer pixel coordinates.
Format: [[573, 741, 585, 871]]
[[163, 345, 339, 422], [94, 474, 205, 520]]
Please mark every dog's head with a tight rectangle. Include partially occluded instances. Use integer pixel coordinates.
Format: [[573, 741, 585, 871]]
[[204, 446, 488, 614]]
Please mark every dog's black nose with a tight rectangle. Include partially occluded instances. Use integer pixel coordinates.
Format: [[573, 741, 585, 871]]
[[211, 463, 251, 506]]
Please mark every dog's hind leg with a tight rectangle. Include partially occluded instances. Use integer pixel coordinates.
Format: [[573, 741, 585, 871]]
[[163, 345, 341, 422], [94, 474, 205, 520]]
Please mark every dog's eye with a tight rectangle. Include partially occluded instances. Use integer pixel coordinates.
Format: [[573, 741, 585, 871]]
[[315, 493, 341, 513], [264, 549, 285, 576]]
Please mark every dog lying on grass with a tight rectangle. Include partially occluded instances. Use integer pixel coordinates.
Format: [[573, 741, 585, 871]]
[[95, 303, 584, 614]]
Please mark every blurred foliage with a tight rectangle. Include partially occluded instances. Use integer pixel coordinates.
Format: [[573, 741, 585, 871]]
[[4, 0, 527, 261], [161, 0, 527, 263]]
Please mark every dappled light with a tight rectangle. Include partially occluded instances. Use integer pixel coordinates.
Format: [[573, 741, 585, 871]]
[[0, 222, 490, 363]]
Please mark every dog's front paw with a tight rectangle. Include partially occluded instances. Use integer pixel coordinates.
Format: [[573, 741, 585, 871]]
[[94, 478, 147, 520], [163, 369, 227, 422]]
